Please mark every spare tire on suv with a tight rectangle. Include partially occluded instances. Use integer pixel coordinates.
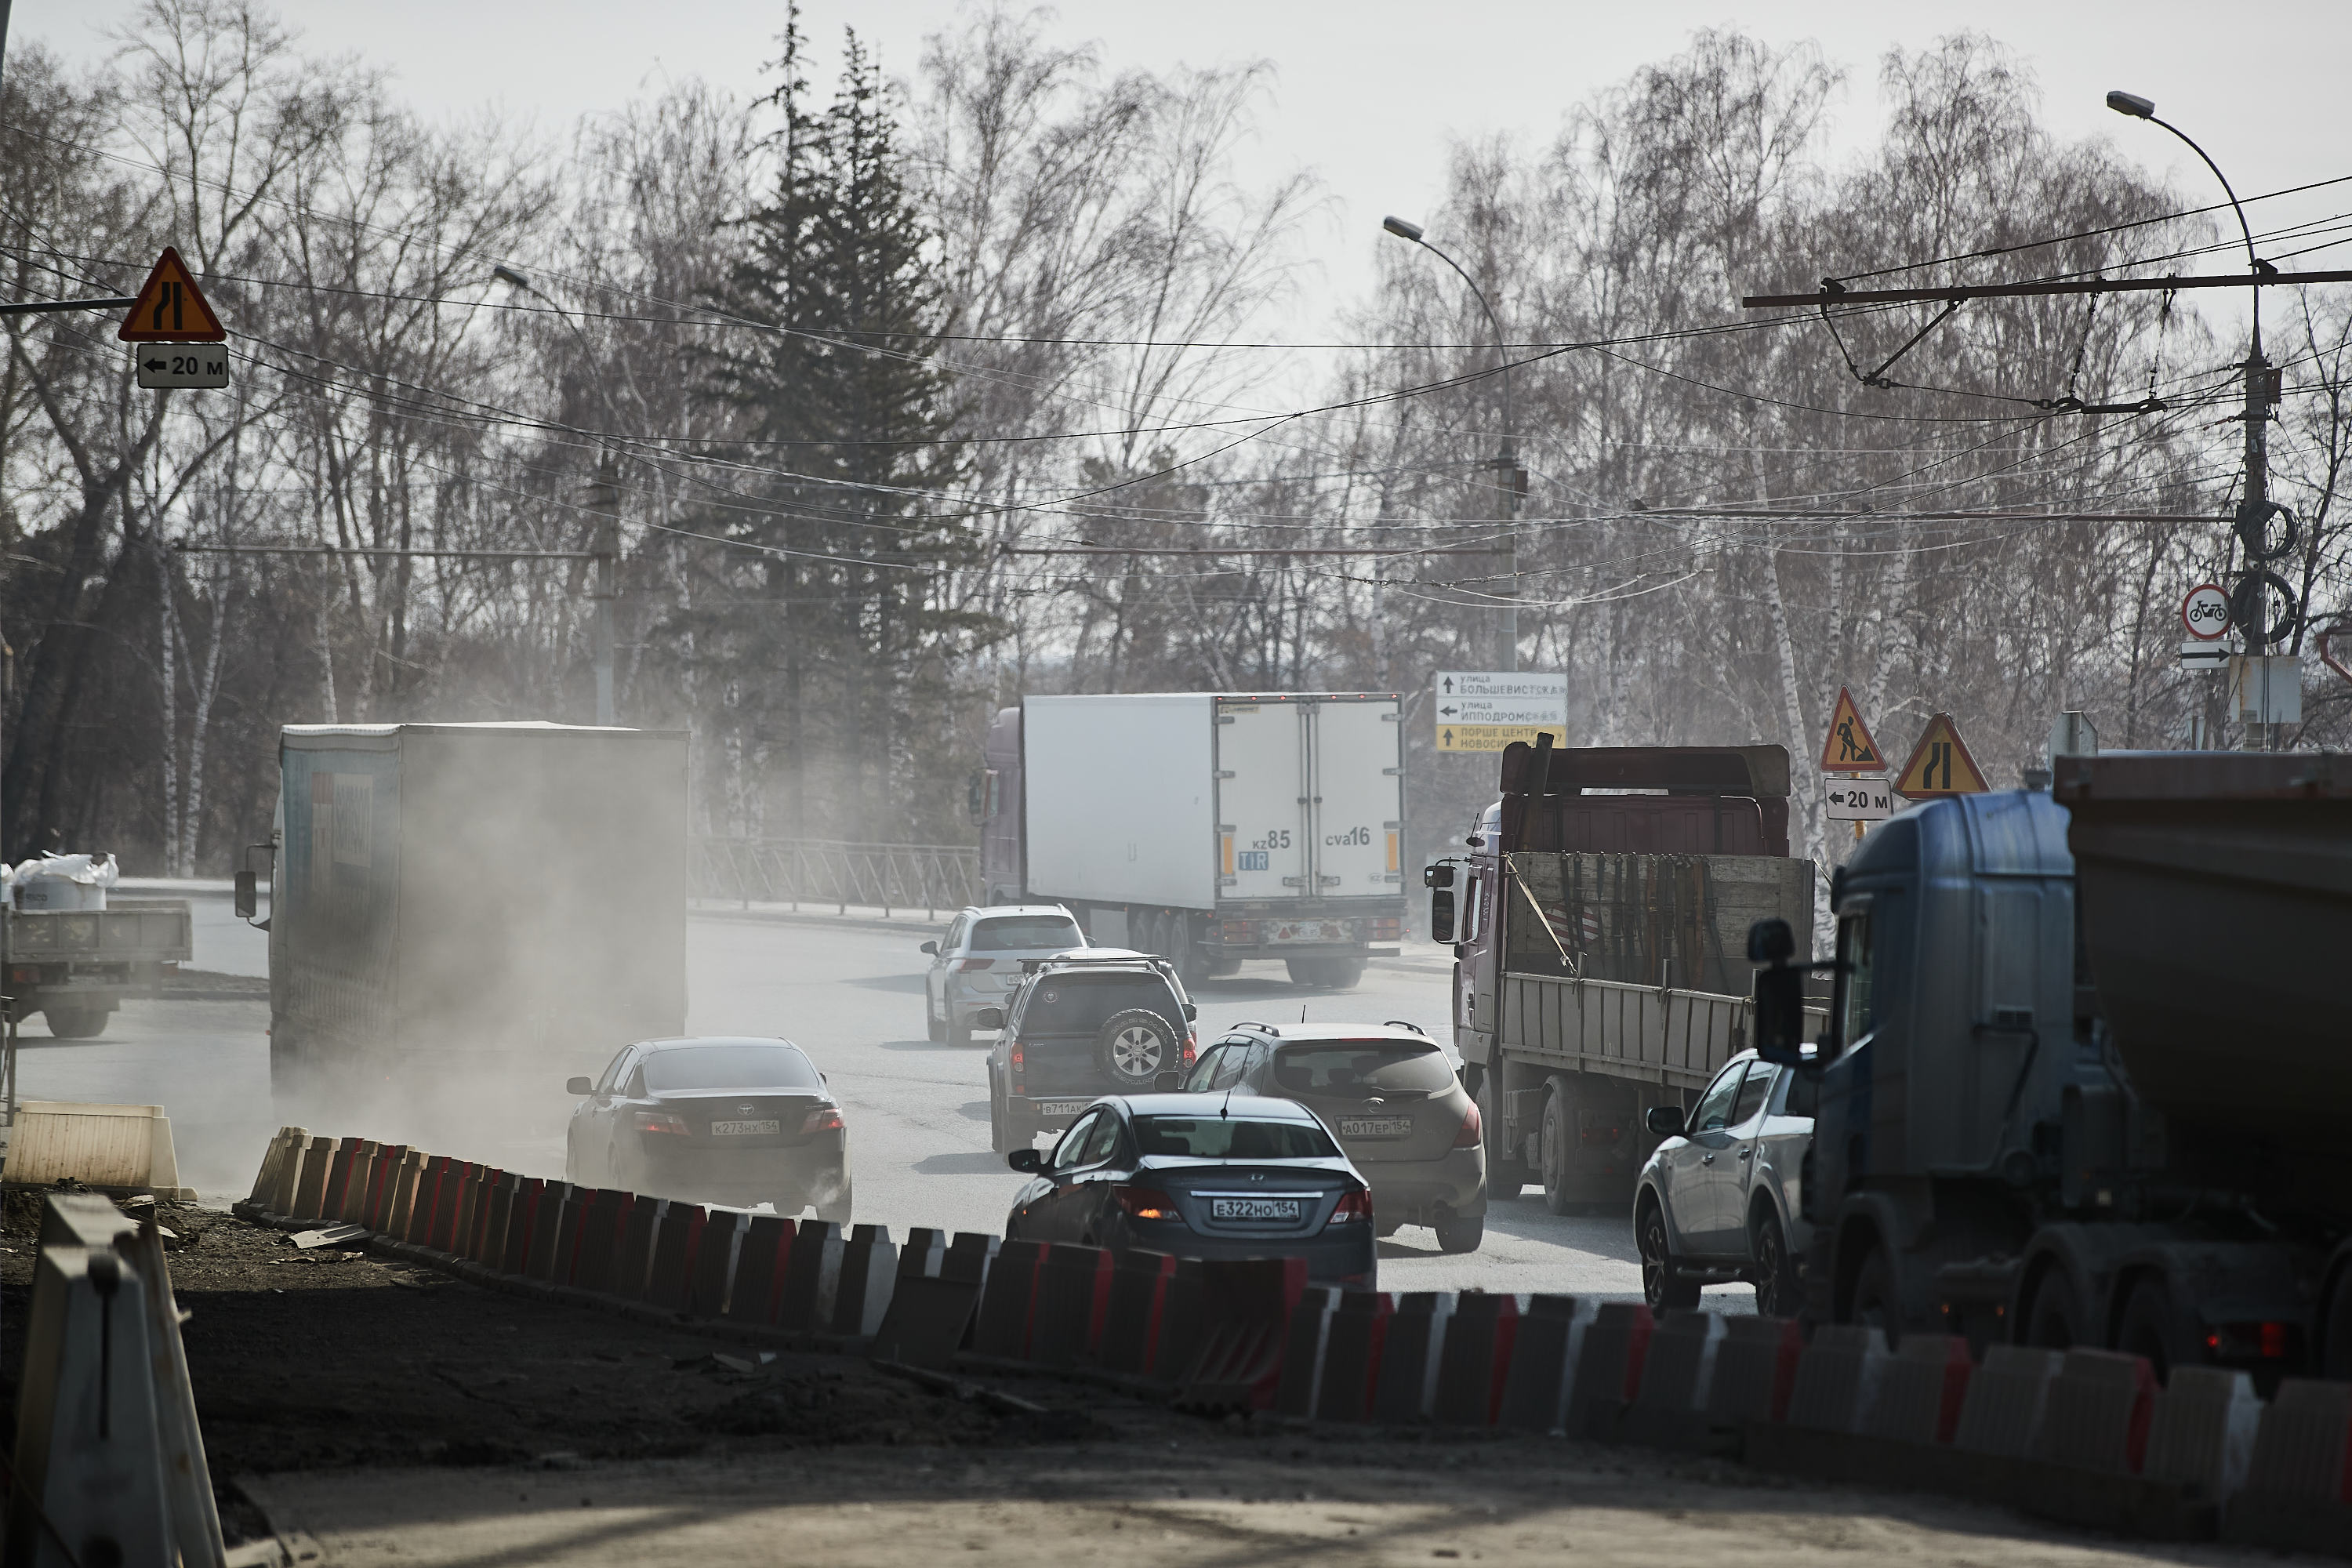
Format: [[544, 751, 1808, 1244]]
[[1096, 1008, 1179, 1087]]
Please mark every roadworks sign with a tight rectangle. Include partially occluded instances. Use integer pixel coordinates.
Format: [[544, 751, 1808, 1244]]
[[118, 247, 227, 343], [1437, 724, 1561, 753], [1893, 713, 1990, 799], [1819, 687, 1885, 772]]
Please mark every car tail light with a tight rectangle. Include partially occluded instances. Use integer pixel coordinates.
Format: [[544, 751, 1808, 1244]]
[[633, 1111, 689, 1137], [1010, 1044, 1024, 1071], [1454, 1100, 1483, 1149], [1327, 1188, 1372, 1225], [956, 958, 995, 971], [1219, 918, 1253, 944], [1114, 1185, 1178, 1220], [801, 1105, 845, 1134], [9, 967, 37, 985], [1185, 1032, 1196, 1063], [1371, 916, 1402, 942], [2206, 1321, 2299, 1360]]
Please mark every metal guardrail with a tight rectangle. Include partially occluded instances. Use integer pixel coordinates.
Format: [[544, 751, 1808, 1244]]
[[691, 837, 981, 918]]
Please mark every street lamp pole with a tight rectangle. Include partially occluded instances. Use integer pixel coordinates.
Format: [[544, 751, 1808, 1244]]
[[1384, 216, 1526, 673], [494, 265, 620, 725], [2107, 93, 2283, 748]]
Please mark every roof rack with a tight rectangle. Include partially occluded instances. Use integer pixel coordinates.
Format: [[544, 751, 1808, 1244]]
[[1385, 1019, 1427, 1035], [1229, 1020, 1282, 1036]]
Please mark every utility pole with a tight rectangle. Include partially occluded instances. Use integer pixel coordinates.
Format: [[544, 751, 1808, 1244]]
[[1384, 217, 1527, 672]]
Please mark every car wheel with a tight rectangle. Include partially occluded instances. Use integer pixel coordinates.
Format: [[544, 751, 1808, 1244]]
[[1095, 1008, 1176, 1088], [1849, 1245, 1902, 1346], [1538, 1081, 1574, 1215], [1751, 1206, 1802, 1319], [1432, 1210, 1484, 1254], [1638, 1196, 1700, 1311], [989, 1081, 1018, 1156], [927, 990, 946, 1043]]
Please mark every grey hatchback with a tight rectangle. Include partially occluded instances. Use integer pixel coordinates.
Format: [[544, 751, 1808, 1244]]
[[1181, 1021, 1486, 1252]]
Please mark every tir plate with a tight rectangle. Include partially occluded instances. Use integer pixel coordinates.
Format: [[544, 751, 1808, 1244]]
[[710, 1119, 780, 1137], [1210, 1196, 1301, 1222], [1338, 1116, 1414, 1138]]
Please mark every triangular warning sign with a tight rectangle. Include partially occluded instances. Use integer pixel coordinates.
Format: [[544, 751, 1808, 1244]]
[[1893, 713, 1991, 799], [1819, 686, 1885, 773], [118, 247, 226, 343]]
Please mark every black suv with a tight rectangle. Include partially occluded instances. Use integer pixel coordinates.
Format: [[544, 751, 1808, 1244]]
[[982, 950, 1197, 1152]]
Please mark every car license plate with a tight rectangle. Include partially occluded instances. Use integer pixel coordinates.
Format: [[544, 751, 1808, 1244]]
[[1339, 1116, 1414, 1138], [1210, 1197, 1301, 1222], [1268, 920, 1343, 944], [1035, 1099, 1088, 1116], [710, 1119, 779, 1137]]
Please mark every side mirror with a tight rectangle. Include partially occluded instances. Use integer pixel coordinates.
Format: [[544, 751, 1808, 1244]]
[[1752, 964, 1808, 1066], [1007, 1148, 1044, 1174], [1747, 917, 1795, 965], [1182, 1002, 1198, 1022], [967, 771, 985, 822], [973, 1007, 1006, 1032], [566, 1076, 593, 1096], [1423, 863, 1455, 890], [234, 869, 257, 920], [920, 941, 938, 956], [1646, 1104, 1686, 1138], [1429, 888, 1457, 945], [1153, 1070, 1182, 1091]]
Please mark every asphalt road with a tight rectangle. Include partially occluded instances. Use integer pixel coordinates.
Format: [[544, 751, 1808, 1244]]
[[19, 893, 1752, 1305]]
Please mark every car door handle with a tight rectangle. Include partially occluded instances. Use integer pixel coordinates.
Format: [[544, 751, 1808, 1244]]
[[1700, 1152, 1716, 1164], [1738, 1147, 1755, 1160]]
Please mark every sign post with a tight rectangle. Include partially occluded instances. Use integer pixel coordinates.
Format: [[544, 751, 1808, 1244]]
[[1432, 671, 1567, 752]]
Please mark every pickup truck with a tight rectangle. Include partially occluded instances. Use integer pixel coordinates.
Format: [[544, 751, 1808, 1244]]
[[5, 900, 194, 1039]]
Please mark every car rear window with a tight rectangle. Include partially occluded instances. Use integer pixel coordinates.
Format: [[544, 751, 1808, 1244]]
[[971, 916, 1084, 952], [1272, 1041, 1455, 1096], [1020, 975, 1178, 1034], [1134, 1116, 1338, 1160], [641, 1044, 822, 1094]]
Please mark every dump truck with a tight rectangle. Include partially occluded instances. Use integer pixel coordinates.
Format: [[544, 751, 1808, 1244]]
[[244, 722, 689, 1102], [1426, 736, 1818, 1210], [978, 693, 1407, 988], [1750, 750, 2352, 1381], [3, 897, 193, 1039]]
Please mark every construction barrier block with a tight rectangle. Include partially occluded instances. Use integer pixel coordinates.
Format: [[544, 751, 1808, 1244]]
[[320, 1141, 358, 1223], [2142, 1365, 2262, 1502], [477, 1172, 518, 1268], [530, 1185, 585, 1282], [1784, 1323, 1890, 1436], [726, 1215, 797, 1324], [2225, 1378, 2352, 1552], [267, 1127, 310, 1215], [334, 1142, 380, 1226], [779, 1220, 848, 1333], [647, 1203, 704, 1309], [502, 1179, 546, 1276], [1432, 1291, 1519, 1428], [1498, 1294, 1595, 1434], [1708, 1314, 1804, 1428], [870, 1276, 985, 1370], [1860, 1330, 1972, 1444], [577, 1189, 639, 1290], [364, 1145, 408, 1232], [1316, 1290, 1395, 1425], [1624, 1309, 1726, 1445], [291, 1135, 336, 1222], [612, 1197, 662, 1299], [1566, 1302, 1654, 1437], [1274, 1285, 1343, 1420], [1153, 1257, 1207, 1379], [401, 1156, 448, 1245], [831, 1225, 899, 1338], [1952, 1344, 2063, 1458], [384, 1150, 425, 1240], [448, 1166, 483, 1257], [1094, 1249, 1178, 1377], [971, 1239, 1052, 1359], [692, 1211, 746, 1316], [898, 1227, 947, 1279], [1028, 1244, 1113, 1369], [249, 1127, 299, 1207], [1174, 1257, 1308, 1414], [1372, 1291, 1456, 1423], [2034, 1348, 2157, 1474]]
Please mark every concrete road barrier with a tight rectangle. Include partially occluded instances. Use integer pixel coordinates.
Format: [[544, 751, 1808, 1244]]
[[2034, 1348, 2157, 1474], [2142, 1365, 2261, 1503], [1173, 1257, 1307, 1414], [1372, 1291, 1454, 1423], [1433, 1291, 1519, 1428], [1566, 1302, 1653, 1438], [399, 1156, 445, 1246], [320, 1140, 358, 1224], [647, 1203, 703, 1309], [1094, 1250, 1178, 1377], [249, 1127, 299, 1207], [1784, 1323, 1889, 1436], [1707, 1314, 1802, 1428], [570, 1189, 632, 1291], [1274, 1285, 1342, 1419], [292, 1135, 336, 1222], [266, 1127, 308, 1216], [1028, 1243, 1113, 1369], [1315, 1289, 1394, 1424], [502, 1178, 546, 1276], [614, 1196, 662, 1299], [973, 1240, 1052, 1359], [898, 1228, 947, 1279], [691, 1210, 745, 1316], [870, 1275, 984, 1369], [448, 1165, 483, 1258], [1625, 1309, 1726, 1446], [364, 1145, 408, 1232], [779, 1220, 847, 1332], [727, 1215, 797, 1324], [334, 1142, 379, 1226], [1498, 1294, 1595, 1435], [2236, 1377, 2352, 1504], [474, 1171, 517, 1268], [1952, 1345, 2062, 1458], [831, 1224, 898, 1338], [1860, 1331, 1972, 1444], [1153, 1258, 1207, 1381], [524, 1185, 578, 1282]]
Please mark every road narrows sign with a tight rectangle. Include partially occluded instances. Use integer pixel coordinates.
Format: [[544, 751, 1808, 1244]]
[[118, 247, 227, 343], [2180, 583, 2231, 641], [1819, 686, 1885, 773], [1893, 713, 1990, 799]]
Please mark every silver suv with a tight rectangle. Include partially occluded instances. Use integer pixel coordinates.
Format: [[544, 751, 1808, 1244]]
[[922, 905, 1085, 1045], [1632, 1049, 1816, 1317]]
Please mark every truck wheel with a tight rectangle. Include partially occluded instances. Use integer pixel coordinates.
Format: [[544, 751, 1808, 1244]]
[[1284, 956, 1365, 989], [44, 1005, 107, 1040], [2115, 1277, 2199, 1382], [1638, 1196, 1700, 1311], [2023, 1267, 2088, 1349], [1095, 1009, 1177, 1088], [1169, 915, 1208, 990], [1475, 1069, 1527, 1199], [1751, 1207, 1802, 1319], [1539, 1082, 1574, 1214]]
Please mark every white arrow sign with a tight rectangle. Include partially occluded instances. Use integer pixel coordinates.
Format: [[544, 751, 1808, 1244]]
[[1433, 671, 1566, 728], [1823, 776, 1894, 822]]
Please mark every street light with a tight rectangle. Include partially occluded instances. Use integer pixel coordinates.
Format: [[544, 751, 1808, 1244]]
[[2107, 91, 2286, 745], [1382, 216, 1524, 673]]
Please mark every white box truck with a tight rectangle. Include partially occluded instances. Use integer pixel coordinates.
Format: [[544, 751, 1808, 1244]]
[[978, 693, 1405, 988]]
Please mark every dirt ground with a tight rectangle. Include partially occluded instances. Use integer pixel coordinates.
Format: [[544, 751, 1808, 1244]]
[[0, 1196, 2332, 1566]]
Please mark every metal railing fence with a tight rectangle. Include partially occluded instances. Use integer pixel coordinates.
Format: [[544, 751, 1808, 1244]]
[[691, 837, 980, 919]]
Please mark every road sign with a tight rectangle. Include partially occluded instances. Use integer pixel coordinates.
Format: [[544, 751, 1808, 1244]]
[[117, 247, 226, 343], [1433, 672, 1566, 750], [1818, 686, 1885, 772], [2180, 638, 2230, 671], [1893, 713, 1990, 798], [1824, 775, 1893, 822], [2180, 583, 2231, 641], [132, 346, 229, 390], [1436, 724, 1562, 753]]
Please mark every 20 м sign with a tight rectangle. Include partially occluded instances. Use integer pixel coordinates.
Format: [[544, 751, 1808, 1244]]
[[1433, 671, 1567, 753]]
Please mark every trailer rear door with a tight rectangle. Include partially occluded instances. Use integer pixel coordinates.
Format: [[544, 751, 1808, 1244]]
[[1308, 697, 1403, 898], [1215, 699, 1306, 902]]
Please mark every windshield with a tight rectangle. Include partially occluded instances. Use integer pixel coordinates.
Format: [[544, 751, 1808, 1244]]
[[1019, 975, 1178, 1034], [1134, 1116, 1338, 1160], [641, 1044, 822, 1094], [1272, 1041, 1454, 1097], [971, 916, 1083, 952]]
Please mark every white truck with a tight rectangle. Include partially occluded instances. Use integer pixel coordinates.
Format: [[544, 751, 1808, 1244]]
[[978, 693, 1406, 989]]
